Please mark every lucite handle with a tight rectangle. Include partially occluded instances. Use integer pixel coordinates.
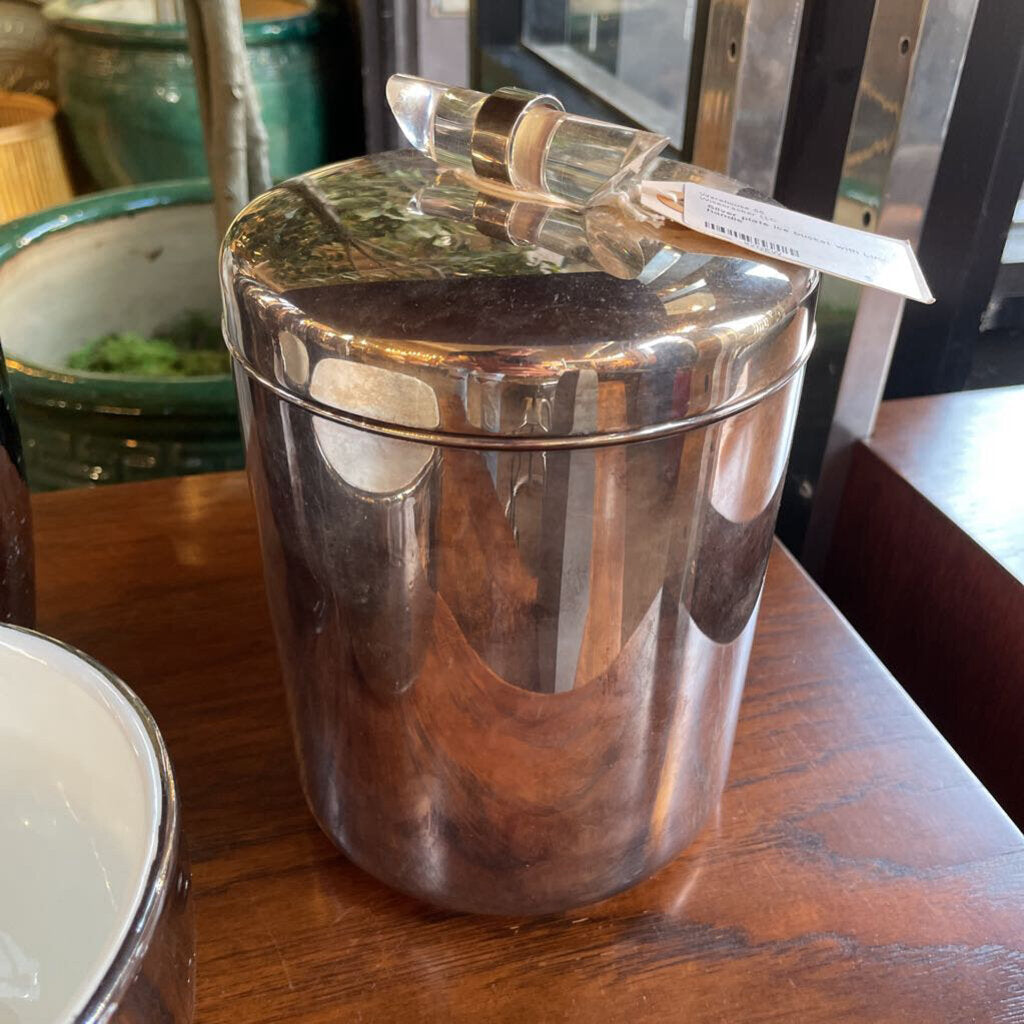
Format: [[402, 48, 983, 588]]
[[387, 74, 670, 208]]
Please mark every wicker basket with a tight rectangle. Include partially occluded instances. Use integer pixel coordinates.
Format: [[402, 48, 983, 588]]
[[0, 91, 72, 222]]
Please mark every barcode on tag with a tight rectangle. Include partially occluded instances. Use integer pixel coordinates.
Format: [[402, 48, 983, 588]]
[[703, 221, 800, 259], [638, 181, 934, 304]]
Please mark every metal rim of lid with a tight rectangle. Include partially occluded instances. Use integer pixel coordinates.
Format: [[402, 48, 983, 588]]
[[225, 323, 816, 451], [470, 86, 564, 186]]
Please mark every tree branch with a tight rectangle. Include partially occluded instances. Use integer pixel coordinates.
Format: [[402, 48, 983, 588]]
[[186, 0, 273, 240], [182, 0, 212, 160], [198, 0, 248, 236], [244, 78, 272, 196]]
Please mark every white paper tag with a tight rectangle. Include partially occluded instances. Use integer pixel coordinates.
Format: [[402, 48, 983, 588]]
[[639, 181, 934, 304]]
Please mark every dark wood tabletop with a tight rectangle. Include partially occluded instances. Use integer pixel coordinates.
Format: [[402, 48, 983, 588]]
[[824, 387, 1024, 825], [32, 473, 1024, 1024], [859, 386, 1024, 582]]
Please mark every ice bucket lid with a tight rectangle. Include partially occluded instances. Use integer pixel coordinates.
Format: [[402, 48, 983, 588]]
[[222, 150, 817, 448]]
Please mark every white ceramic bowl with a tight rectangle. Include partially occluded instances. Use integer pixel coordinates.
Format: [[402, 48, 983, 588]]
[[0, 625, 194, 1024]]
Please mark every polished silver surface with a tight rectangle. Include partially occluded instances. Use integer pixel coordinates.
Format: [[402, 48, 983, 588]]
[[222, 151, 816, 448], [224, 149, 817, 914], [800, 0, 979, 573], [27, 628, 200, 1024], [237, 368, 803, 914], [692, 0, 804, 196]]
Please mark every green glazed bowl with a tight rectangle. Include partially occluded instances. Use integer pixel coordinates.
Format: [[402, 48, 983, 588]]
[[44, 0, 326, 188], [0, 180, 244, 490]]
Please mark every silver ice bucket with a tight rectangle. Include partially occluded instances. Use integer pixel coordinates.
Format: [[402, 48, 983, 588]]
[[222, 151, 817, 914]]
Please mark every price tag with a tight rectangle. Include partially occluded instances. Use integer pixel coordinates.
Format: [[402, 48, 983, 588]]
[[639, 181, 934, 304]]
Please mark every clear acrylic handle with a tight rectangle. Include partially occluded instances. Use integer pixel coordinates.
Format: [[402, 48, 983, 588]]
[[387, 74, 670, 207]]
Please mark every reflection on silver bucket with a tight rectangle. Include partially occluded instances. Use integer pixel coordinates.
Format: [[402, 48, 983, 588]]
[[223, 151, 818, 914]]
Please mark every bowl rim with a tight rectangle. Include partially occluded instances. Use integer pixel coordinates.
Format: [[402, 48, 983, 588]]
[[42, 0, 318, 45], [0, 179, 237, 402], [0, 623, 182, 1024]]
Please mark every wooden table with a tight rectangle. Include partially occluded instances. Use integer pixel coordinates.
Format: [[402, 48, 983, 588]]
[[824, 386, 1024, 824], [33, 473, 1024, 1023]]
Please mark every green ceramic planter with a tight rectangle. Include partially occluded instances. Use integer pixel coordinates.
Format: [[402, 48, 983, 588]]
[[0, 181, 243, 491], [44, 0, 326, 187], [0, 0, 55, 96]]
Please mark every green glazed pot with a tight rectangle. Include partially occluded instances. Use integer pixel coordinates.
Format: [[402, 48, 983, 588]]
[[44, 0, 326, 187], [0, 0, 55, 96], [0, 181, 243, 491]]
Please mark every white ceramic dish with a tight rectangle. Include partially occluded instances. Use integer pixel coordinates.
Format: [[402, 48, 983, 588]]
[[0, 625, 193, 1024]]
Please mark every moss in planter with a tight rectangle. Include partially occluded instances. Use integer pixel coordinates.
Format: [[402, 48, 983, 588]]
[[67, 310, 230, 378]]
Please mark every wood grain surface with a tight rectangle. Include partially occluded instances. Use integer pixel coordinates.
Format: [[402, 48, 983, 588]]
[[824, 388, 1024, 825], [32, 473, 1024, 1024], [853, 386, 1023, 581]]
